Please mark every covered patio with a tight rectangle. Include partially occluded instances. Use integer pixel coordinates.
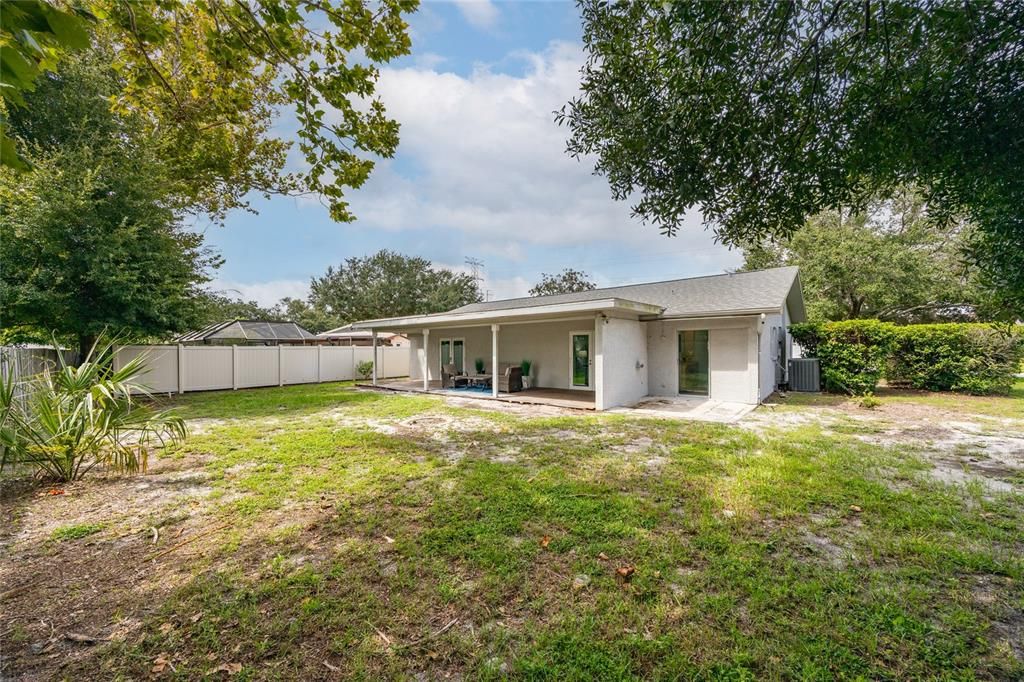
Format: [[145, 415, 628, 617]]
[[351, 296, 663, 412], [368, 378, 597, 410]]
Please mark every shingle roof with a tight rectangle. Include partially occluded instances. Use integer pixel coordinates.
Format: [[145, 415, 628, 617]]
[[176, 320, 316, 342], [452, 266, 804, 320]]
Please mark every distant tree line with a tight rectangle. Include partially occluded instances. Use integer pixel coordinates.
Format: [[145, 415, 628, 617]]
[[199, 250, 483, 335], [529, 269, 597, 297]]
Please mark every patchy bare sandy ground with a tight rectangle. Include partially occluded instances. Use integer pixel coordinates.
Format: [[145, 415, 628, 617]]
[[0, 456, 222, 678], [746, 394, 1024, 495], [1, 387, 1020, 679]]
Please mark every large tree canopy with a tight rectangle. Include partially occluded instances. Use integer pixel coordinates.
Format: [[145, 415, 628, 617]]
[[309, 250, 481, 324], [561, 0, 1024, 317], [1, 52, 221, 356], [2, 0, 417, 221], [0, 0, 92, 169], [740, 193, 981, 322]]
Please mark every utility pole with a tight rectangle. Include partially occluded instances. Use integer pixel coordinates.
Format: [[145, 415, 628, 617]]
[[465, 257, 484, 283], [465, 257, 485, 299]]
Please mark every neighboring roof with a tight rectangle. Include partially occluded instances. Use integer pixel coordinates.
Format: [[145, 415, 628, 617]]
[[176, 320, 316, 342], [317, 324, 407, 339], [351, 267, 805, 330]]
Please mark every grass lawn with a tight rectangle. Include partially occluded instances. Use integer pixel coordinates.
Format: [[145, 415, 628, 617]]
[[2, 382, 1022, 680]]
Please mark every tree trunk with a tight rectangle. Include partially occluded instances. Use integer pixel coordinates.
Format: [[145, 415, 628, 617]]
[[77, 334, 97, 365], [849, 296, 865, 319]]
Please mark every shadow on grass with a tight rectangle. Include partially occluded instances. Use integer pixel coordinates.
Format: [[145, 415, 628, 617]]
[[23, 411, 1024, 680], [153, 382, 405, 421]]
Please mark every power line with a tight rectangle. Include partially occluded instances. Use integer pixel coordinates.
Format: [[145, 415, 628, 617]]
[[464, 257, 484, 285]]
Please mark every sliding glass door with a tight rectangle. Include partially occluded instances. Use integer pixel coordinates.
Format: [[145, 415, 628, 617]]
[[678, 330, 709, 396]]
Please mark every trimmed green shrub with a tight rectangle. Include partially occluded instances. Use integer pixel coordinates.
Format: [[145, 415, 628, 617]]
[[790, 320, 896, 395], [791, 321, 1024, 396], [887, 324, 1023, 394]]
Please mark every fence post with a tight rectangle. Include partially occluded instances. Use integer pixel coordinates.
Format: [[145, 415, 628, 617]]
[[177, 344, 186, 394], [232, 345, 238, 390], [317, 344, 323, 383], [371, 330, 378, 386], [278, 344, 284, 386]]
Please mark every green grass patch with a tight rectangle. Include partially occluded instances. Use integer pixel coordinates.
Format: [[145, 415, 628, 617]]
[[60, 383, 1024, 680], [50, 523, 105, 541]]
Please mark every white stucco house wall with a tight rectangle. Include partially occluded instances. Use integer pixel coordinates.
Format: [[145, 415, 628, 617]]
[[350, 267, 806, 410]]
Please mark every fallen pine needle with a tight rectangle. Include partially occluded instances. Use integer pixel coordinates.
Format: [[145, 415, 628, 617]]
[[394, 619, 458, 650], [322, 661, 341, 673], [147, 522, 231, 561], [370, 623, 393, 646]]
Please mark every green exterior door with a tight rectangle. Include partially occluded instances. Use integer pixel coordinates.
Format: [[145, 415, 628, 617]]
[[678, 330, 710, 396], [440, 339, 451, 372], [571, 332, 591, 388], [439, 338, 465, 374]]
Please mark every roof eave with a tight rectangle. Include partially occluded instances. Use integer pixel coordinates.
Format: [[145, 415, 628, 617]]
[[786, 272, 809, 323], [350, 298, 665, 331], [641, 306, 784, 321]]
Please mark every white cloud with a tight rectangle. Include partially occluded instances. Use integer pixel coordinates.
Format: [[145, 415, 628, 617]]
[[481, 275, 531, 301], [344, 41, 734, 276], [208, 279, 310, 308], [451, 0, 500, 29], [413, 52, 448, 70]]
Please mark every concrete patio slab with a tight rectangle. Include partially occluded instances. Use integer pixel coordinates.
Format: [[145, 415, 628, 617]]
[[609, 396, 756, 423]]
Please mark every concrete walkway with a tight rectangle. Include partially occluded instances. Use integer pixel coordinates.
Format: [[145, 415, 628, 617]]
[[608, 396, 756, 423]]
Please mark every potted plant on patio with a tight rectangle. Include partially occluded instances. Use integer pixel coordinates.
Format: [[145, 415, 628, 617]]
[[521, 359, 533, 389], [474, 358, 485, 374]]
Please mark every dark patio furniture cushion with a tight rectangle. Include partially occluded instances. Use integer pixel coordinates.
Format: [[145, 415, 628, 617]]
[[498, 365, 523, 393]]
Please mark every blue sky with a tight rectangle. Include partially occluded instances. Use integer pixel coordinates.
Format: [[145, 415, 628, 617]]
[[205, 0, 740, 306]]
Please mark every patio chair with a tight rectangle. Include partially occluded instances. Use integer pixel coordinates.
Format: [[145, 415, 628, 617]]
[[442, 363, 469, 389], [497, 364, 523, 393]]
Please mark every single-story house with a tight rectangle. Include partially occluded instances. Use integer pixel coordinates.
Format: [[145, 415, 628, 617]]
[[317, 324, 409, 347], [175, 319, 317, 346], [350, 266, 805, 410]]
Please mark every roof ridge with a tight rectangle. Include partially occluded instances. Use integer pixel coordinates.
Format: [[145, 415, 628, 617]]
[[459, 265, 798, 308]]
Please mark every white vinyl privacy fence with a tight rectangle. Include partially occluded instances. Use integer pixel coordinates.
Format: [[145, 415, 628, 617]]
[[113, 345, 408, 394], [1, 346, 79, 410]]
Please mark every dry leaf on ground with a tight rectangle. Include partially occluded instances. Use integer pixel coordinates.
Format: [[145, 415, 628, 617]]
[[211, 662, 243, 675]]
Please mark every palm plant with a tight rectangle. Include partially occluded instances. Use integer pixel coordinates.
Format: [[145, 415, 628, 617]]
[[0, 337, 186, 481]]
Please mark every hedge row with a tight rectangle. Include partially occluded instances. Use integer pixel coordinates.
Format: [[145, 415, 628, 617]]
[[789, 320, 1024, 396]]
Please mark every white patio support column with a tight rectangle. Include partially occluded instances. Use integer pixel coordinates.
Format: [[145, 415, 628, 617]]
[[371, 330, 378, 386], [491, 324, 500, 398], [421, 328, 430, 392], [594, 314, 605, 411]]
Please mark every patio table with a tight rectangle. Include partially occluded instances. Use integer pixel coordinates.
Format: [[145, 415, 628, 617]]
[[466, 374, 492, 388]]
